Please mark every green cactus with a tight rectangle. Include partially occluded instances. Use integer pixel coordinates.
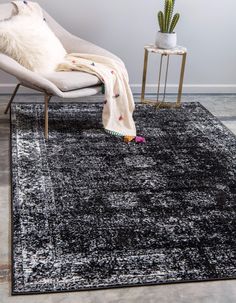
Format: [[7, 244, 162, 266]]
[[164, 0, 168, 19], [158, 11, 164, 32], [169, 0, 175, 25], [169, 13, 180, 33], [164, 0, 172, 32], [157, 0, 180, 33]]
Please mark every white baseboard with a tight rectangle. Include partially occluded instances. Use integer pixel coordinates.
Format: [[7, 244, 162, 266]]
[[0, 83, 236, 95], [0, 84, 36, 94], [130, 84, 236, 94]]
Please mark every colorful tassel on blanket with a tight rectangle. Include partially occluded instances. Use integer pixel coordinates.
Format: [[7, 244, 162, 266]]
[[124, 136, 146, 144], [124, 136, 136, 143], [135, 136, 146, 143]]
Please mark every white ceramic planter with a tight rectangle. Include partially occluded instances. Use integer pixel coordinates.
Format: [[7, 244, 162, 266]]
[[155, 32, 177, 49]]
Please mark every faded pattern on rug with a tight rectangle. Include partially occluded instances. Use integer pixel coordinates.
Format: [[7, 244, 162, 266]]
[[11, 102, 236, 294]]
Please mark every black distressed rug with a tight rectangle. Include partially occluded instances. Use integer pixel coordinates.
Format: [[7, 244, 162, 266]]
[[11, 102, 236, 295]]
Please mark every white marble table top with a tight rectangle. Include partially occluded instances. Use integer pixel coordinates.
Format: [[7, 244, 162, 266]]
[[145, 44, 187, 55]]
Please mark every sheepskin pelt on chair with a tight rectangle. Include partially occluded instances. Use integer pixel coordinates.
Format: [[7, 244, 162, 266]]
[[0, 1, 66, 73]]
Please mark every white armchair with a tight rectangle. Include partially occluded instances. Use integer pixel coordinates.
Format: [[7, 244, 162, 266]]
[[0, 3, 123, 139]]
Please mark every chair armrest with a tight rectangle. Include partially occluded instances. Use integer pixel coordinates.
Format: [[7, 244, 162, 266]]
[[0, 53, 63, 96]]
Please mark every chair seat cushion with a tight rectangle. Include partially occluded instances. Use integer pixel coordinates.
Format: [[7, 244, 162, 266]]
[[44, 71, 102, 92]]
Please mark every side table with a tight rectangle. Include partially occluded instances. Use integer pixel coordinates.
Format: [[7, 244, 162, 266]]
[[141, 44, 187, 108]]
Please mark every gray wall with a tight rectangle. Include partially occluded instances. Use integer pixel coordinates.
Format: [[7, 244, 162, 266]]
[[0, 0, 236, 94]]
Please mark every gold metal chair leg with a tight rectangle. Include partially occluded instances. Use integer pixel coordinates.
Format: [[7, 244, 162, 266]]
[[141, 49, 149, 103], [177, 53, 187, 106], [4, 83, 21, 114], [44, 94, 52, 140]]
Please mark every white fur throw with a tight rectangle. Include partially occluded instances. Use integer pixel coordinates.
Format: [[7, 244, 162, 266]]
[[0, 1, 67, 73]]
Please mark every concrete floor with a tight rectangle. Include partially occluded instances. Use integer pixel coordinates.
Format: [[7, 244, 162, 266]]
[[0, 94, 236, 303]]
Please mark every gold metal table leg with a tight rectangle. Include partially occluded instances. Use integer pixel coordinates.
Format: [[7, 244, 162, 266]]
[[162, 55, 170, 103], [141, 49, 149, 103], [177, 53, 187, 107], [156, 54, 164, 103], [156, 55, 170, 109]]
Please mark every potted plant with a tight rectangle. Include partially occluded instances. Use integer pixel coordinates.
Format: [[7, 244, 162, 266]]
[[156, 0, 180, 49]]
